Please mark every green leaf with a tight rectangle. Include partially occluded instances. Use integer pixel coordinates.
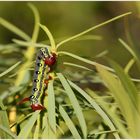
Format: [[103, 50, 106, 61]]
[[63, 62, 93, 71], [18, 111, 40, 138], [33, 115, 40, 139], [118, 38, 137, 59], [95, 50, 108, 58], [0, 125, 17, 139], [48, 80, 56, 133], [0, 85, 23, 100], [10, 113, 33, 129], [28, 3, 40, 42], [68, 80, 120, 139], [39, 24, 56, 52], [96, 63, 140, 138], [13, 39, 50, 48], [42, 112, 49, 138], [14, 3, 40, 86], [118, 38, 140, 70], [0, 18, 30, 41], [59, 105, 81, 139], [0, 99, 13, 138], [42, 112, 56, 138], [87, 89, 131, 138], [73, 34, 102, 41], [108, 59, 139, 112], [57, 73, 87, 138], [58, 51, 114, 72], [0, 61, 21, 78], [56, 12, 131, 49], [124, 58, 135, 74]]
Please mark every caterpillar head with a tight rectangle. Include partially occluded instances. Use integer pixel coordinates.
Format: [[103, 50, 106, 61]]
[[40, 48, 49, 60], [44, 53, 57, 66], [40, 48, 57, 66]]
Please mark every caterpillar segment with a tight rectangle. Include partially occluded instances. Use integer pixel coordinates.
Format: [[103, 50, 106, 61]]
[[17, 48, 57, 111], [30, 48, 50, 111]]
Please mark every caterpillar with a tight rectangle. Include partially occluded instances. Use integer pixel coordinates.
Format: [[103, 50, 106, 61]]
[[29, 48, 49, 110], [17, 48, 57, 111]]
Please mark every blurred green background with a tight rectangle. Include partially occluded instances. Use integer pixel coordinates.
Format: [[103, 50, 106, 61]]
[[1, 2, 140, 138], [0, 1, 140, 77]]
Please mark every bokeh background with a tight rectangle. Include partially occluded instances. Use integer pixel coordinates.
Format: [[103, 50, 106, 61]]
[[0, 2, 140, 78], [0, 2, 140, 138]]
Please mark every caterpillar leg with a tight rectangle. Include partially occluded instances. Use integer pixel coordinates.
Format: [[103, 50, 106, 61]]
[[17, 97, 30, 105], [31, 104, 45, 111]]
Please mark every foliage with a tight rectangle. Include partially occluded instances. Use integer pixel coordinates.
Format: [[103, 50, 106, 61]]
[[0, 3, 140, 139]]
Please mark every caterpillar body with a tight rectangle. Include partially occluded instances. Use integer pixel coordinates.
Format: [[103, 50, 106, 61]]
[[29, 48, 50, 110], [17, 48, 57, 111]]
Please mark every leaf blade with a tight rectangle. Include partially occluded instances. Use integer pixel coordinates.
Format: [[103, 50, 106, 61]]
[[59, 105, 81, 139], [0, 99, 13, 138], [57, 73, 87, 138], [17, 111, 40, 138], [108, 59, 139, 111], [0, 61, 21, 78], [96, 63, 140, 137], [68, 80, 120, 139], [0, 17, 30, 41], [0, 125, 17, 139], [58, 51, 114, 72], [39, 24, 56, 52], [56, 12, 131, 49], [48, 80, 56, 133]]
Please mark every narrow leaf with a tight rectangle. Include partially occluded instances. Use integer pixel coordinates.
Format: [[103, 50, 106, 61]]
[[48, 80, 56, 133], [18, 111, 40, 138], [63, 62, 93, 71], [42, 113, 49, 138], [118, 38, 137, 59], [13, 39, 50, 48], [96, 63, 140, 137], [119, 38, 140, 69], [59, 105, 81, 139], [0, 17, 30, 41], [0, 61, 21, 78], [87, 89, 131, 138], [0, 125, 17, 139], [39, 24, 56, 52], [74, 34, 102, 41], [33, 115, 40, 139], [124, 58, 135, 74], [14, 3, 40, 86], [108, 59, 139, 111], [68, 80, 120, 139], [28, 3, 40, 42], [42, 112, 56, 138], [0, 99, 12, 138], [56, 12, 131, 49], [58, 51, 114, 72], [57, 73, 87, 138]]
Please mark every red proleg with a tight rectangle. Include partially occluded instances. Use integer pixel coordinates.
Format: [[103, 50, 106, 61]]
[[31, 104, 45, 111], [44, 75, 52, 86], [44, 53, 56, 66], [44, 79, 49, 86], [17, 97, 30, 105]]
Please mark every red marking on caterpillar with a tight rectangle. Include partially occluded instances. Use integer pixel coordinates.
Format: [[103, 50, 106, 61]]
[[17, 97, 30, 105], [44, 53, 56, 66], [17, 49, 57, 111], [44, 75, 52, 86], [17, 97, 45, 111], [31, 104, 45, 111]]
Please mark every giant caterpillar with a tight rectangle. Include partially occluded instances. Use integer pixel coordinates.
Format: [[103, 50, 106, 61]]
[[17, 48, 56, 111]]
